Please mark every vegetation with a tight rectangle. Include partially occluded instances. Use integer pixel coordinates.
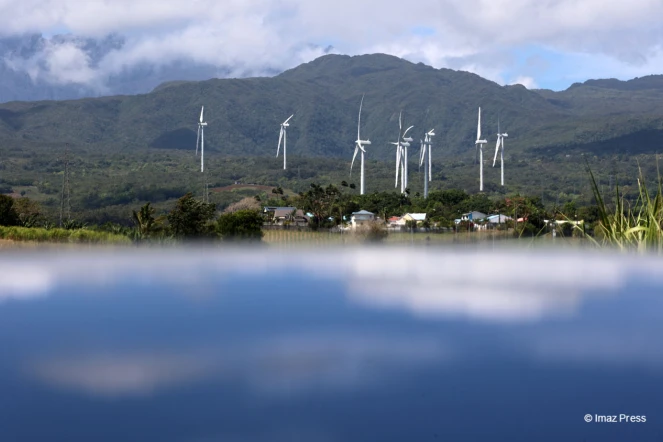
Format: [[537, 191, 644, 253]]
[[0, 225, 131, 244], [216, 210, 264, 241], [0, 195, 19, 226], [1, 53, 662, 228], [166, 193, 217, 239], [577, 161, 663, 253]]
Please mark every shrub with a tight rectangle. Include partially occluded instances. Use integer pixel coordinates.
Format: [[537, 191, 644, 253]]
[[356, 220, 388, 243], [0, 195, 19, 226], [216, 210, 264, 241], [167, 193, 216, 239]]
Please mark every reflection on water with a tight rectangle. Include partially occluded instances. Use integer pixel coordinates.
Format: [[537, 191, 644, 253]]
[[0, 247, 662, 442]]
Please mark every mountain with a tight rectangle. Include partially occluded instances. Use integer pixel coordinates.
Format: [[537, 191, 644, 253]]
[[1, 53, 663, 162], [1, 52, 663, 224]]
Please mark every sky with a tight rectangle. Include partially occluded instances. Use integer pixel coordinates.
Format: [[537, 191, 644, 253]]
[[1, 0, 663, 91]]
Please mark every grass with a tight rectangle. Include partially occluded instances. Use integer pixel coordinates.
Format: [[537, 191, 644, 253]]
[[578, 159, 663, 253], [0, 226, 132, 245], [262, 228, 517, 247]]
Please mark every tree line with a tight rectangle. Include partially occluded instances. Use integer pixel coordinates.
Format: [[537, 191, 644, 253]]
[[0, 182, 603, 243]]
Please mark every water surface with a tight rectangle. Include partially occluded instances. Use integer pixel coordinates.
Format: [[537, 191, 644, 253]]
[[1, 248, 661, 441]]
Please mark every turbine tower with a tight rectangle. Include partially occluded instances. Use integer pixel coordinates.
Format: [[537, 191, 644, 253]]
[[277, 114, 294, 170], [492, 117, 508, 186], [474, 107, 487, 192], [195, 105, 208, 173], [351, 94, 371, 195], [401, 125, 414, 192], [419, 129, 435, 199], [390, 111, 404, 193]]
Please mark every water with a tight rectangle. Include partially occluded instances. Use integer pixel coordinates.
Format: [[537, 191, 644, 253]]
[[1, 247, 662, 441]]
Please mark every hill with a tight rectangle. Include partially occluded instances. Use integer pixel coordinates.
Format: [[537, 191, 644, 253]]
[[1, 53, 662, 224]]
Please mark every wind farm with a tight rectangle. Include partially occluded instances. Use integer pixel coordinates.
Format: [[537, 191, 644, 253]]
[[0, 52, 659, 248]]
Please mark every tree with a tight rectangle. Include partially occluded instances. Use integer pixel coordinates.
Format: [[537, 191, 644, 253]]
[[0, 195, 19, 226], [216, 210, 264, 241], [167, 193, 216, 238], [298, 183, 340, 229], [132, 202, 159, 237], [13, 197, 42, 227]]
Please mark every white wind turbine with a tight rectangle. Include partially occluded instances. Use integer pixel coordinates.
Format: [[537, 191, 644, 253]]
[[350, 94, 371, 195], [195, 105, 208, 173], [389, 111, 404, 193], [492, 117, 508, 186], [277, 114, 294, 170], [401, 125, 414, 191], [419, 129, 435, 198], [474, 107, 487, 192]]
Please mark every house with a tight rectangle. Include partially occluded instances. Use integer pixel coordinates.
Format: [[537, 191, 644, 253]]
[[401, 213, 427, 225], [272, 208, 310, 226], [387, 216, 402, 228], [461, 211, 487, 222], [486, 214, 512, 224], [351, 210, 375, 229]]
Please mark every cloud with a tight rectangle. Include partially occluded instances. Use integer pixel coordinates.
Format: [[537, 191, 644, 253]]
[[0, 0, 662, 90], [3, 247, 663, 325], [27, 332, 446, 397]]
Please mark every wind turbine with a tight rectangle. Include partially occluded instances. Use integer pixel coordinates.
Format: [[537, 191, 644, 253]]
[[195, 105, 208, 173], [401, 125, 414, 191], [420, 129, 435, 198], [492, 117, 508, 186], [474, 107, 487, 191], [350, 94, 371, 195], [277, 114, 294, 170], [389, 111, 404, 193]]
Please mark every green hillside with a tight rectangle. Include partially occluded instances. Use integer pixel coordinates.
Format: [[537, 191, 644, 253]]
[[1, 53, 662, 224]]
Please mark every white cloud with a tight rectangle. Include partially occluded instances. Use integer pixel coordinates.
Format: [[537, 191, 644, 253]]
[[27, 333, 446, 397], [0, 0, 662, 89]]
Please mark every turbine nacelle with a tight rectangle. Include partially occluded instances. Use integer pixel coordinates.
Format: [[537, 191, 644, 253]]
[[475, 140, 487, 145]]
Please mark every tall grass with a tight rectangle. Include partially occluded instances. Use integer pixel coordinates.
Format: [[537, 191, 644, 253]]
[[0, 226, 132, 245], [579, 160, 663, 253]]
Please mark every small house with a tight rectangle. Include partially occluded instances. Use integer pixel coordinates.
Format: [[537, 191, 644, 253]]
[[486, 214, 512, 224], [402, 213, 427, 226], [351, 210, 375, 229], [461, 211, 487, 222]]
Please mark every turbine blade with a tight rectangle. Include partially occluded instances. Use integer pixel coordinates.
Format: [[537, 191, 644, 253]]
[[358, 94, 364, 141], [351, 146, 359, 174], [403, 125, 414, 137], [284, 114, 294, 124], [428, 145, 432, 181], [195, 125, 200, 156], [395, 146, 401, 187], [493, 136, 500, 167], [474, 143, 478, 164], [277, 127, 283, 157], [476, 107, 482, 141], [200, 106, 204, 123]]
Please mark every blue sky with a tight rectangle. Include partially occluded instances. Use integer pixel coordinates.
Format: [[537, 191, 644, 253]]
[[1, 0, 662, 91]]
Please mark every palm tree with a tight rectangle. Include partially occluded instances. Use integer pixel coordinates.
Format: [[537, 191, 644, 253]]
[[132, 202, 157, 237]]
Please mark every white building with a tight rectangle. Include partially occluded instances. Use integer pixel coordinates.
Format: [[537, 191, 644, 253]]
[[351, 210, 375, 229], [460, 211, 487, 222]]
